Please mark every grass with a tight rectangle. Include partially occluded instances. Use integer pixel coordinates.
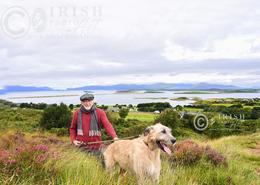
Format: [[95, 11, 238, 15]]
[[168, 133, 260, 185], [0, 108, 42, 133], [183, 107, 204, 112], [102, 110, 156, 122], [211, 103, 234, 107], [1, 107, 260, 184], [1, 131, 259, 185], [126, 111, 156, 122]]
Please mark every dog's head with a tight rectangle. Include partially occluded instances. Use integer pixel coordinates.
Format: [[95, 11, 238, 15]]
[[143, 123, 176, 155]]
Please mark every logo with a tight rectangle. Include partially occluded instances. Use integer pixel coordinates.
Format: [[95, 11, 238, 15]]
[[193, 113, 209, 131], [1, 5, 101, 39], [1, 6, 30, 39]]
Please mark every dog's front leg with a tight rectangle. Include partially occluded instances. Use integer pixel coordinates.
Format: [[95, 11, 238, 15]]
[[103, 154, 115, 172], [137, 175, 145, 185], [152, 175, 159, 185], [136, 171, 151, 185], [151, 169, 160, 184]]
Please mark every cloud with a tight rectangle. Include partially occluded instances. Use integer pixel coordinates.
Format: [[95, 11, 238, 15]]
[[0, 0, 259, 88], [162, 36, 260, 61]]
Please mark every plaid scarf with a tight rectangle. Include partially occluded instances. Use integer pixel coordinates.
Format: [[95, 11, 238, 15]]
[[77, 105, 101, 136]]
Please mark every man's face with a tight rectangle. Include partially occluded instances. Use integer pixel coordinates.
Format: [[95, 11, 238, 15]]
[[81, 99, 94, 108]]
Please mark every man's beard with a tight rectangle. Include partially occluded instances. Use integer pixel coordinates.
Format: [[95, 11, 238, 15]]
[[83, 105, 92, 110]]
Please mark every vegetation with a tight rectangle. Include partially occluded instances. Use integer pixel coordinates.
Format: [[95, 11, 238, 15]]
[[137, 102, 172, 112], [0, 99, 17, 108], [126, 111, 156, 122], [171, 97, 189, 101], [170, 139, 227, 166], [0, 108, 42, 132], [119, 108, 129, 119], [0, 97, 260, 184], [105, 110, 152, 140], [155, 108, 181, 135], [251, 107, 260, 119], [40, 103, 72, 130], [0, 130, 259, 185], [19, 102, 48, 110]]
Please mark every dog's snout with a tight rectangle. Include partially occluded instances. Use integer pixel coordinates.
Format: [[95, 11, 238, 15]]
[[171, 139, 176, 144]]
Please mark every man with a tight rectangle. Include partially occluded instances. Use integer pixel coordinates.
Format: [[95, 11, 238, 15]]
[[70, 93, 118, 154]]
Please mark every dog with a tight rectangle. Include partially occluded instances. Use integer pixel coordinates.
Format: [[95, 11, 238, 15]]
[[103, 123, 176, 184]]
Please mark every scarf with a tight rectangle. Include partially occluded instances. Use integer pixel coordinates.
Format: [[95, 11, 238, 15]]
[[77, 105, 101, 136]]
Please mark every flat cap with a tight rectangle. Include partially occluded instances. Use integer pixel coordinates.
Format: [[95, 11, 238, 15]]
[[80, 93, 94, 101]]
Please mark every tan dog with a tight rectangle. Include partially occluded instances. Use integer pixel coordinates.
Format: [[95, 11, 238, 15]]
[[103, 123, 176, 184]]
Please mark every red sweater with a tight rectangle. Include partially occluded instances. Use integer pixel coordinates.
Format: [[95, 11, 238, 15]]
[[70, 108, 117, 149]]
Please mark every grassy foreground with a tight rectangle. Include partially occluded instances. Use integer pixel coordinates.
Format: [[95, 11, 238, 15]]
[[0, 107, 259, 184], [0, 131, 259, 185]]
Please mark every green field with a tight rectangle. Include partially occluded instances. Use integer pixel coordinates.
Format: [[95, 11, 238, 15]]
[[183, 107, 204, 112], [126, 111, 157, 122], [0, 104, 260, 185]]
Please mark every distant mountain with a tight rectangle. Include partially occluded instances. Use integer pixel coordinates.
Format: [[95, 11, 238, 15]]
[[67, 83, 177, 91], [67, 83, 242, 91], [190, 83, 240, 90], [0, 83, 251, 94], [0, 85, 55, 94]]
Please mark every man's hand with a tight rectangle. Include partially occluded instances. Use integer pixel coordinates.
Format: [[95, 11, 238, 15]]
[[113, 137, 119, 141], [73, 140, 82, 146]]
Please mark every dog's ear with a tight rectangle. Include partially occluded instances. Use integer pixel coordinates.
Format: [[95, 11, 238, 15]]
[[143, 126, 152, 136]]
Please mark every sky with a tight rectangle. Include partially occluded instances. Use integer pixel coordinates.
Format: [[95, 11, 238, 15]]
[[0, 0, 260, 89]]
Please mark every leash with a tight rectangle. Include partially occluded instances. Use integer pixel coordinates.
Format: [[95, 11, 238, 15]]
[[78, 135, 139, 147]]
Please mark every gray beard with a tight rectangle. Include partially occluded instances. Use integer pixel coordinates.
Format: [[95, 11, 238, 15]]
[[83, 105, 92, 110]]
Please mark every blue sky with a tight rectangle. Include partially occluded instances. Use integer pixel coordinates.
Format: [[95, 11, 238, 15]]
[[0, 0, 260, 89]]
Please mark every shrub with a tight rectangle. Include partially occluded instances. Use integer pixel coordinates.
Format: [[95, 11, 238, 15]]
[[256, 119, 260, 128], [114, 118, 126, 126], [203, 105, 226, 112], [251, 107, 260, 119], [241, 108, 253, 119], [119, 108, 129, 119], [137, 102, 172, 112], [175, 105, 183, 111], [97, 105, 109, 110], [106, 111, 118, 125], [170, 139, 204, 166], [20, 102, 47, 109], [0, 133, 60, 183], [204, 145, 227, 166], [204, 116, 257, 138], [238, 119, 257, 133], [204, 117, 228, 138], [180, 113, 195, 129], [170, 139, 228, 167], [40, 103, 72, 130], [0, 99, 17, 108], [181, 112, 216, 131], [116, 119, 151, 137], [229, 104, 243, 108], [155, 108, 181, 135], [69, 104, 74, 110], [102, 118, 151, 140]]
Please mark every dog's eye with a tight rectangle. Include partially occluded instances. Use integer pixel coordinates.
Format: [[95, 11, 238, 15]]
[[161, 129, 166, 134]]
